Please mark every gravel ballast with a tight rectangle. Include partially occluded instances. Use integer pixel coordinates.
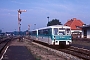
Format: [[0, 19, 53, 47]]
[[25, 39, 83, 60]]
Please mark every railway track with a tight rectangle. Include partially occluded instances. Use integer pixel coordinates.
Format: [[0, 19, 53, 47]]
[[0, 37, 15, 58], [25, 37, 90, 60], [59, 46, 90, 60]]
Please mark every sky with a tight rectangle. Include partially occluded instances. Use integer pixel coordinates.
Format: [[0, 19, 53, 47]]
[[0, 0, 90, 32]]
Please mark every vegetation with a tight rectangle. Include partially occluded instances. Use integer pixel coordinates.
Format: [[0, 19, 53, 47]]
[[0, 29, 2, 33], [47, 19, 62, 26]]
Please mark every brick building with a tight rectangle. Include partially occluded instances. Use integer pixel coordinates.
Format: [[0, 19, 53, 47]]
[[64, 18, 84, 38]]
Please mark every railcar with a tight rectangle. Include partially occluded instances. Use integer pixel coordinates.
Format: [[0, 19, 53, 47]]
[[30, 25, 72, 46]]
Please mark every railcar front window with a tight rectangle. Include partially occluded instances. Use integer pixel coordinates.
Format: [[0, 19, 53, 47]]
[[54, 28, 58, 35], [66, 29, 71, 35], [59, 28, 65, 30], [66, 29, 70, 33], [59, 28, 65, 35], [59, 31, 65, 35]]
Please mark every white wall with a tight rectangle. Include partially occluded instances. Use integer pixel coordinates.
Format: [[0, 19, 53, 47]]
[[71, 30, 82, 33], [82, 30, 84, 38]]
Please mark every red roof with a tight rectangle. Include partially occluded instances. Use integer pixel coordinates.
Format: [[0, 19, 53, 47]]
[[64, 18, 84, 30]]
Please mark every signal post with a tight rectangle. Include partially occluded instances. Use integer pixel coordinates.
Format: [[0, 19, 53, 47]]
[[18, 9, 26, 41]]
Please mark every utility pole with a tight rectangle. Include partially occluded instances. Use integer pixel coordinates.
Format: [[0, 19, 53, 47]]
[[47, 16, 49, 23], [28, 25, 30, 31], [28, 25, 30, 36], [47, 16, 49, 26], [34, 24, 36, 30], [18, 9, 26, 35]]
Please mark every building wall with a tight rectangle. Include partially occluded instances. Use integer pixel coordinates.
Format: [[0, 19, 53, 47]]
[[82, 30, 84, 38], [71, 30, 82, 38], [71, 30, 82, 33], [87, 29, 90, 38], [82, 28, 90, 38]]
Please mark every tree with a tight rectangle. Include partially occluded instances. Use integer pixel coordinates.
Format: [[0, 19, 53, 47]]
[[0, 29, 2, 33], [47, 19, 62, 26]]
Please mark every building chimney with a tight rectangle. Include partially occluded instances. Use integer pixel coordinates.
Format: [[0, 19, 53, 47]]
[[83, 24, 86, 26], [73, 18, 76, 20]]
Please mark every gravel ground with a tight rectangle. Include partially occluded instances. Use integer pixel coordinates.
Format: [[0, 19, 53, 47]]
[[24, 39, 82, 60], [72, 40, 90, 46], [25, 40, 64, 60]]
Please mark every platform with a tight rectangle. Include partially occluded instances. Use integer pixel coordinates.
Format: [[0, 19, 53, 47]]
[[1, 39, 36, 60]]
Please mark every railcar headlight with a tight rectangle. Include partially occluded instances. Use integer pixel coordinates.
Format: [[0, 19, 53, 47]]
[[68, 41, 71, 44], [68, 41, 71, 43], [56, 41, 58, 43], [54, 36, 55, 38]]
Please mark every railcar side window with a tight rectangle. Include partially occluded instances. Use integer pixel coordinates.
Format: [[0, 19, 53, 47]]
[[43, 29, 48, 34], [54, 28, 58, 35], [32, 31, 37, 35], [43, 28, 51, 35], [38, 30, 43, 35]]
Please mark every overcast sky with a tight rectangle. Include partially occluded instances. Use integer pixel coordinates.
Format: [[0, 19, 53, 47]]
[[0, 0, 90, 32]]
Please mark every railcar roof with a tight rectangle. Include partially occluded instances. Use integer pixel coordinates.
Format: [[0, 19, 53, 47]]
[[30, 25, 71, 31], [30, 29, 38, 31], [38, 25, 70, 30]]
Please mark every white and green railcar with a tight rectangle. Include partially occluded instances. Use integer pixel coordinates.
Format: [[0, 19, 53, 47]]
[[30, 25, 72, 46]]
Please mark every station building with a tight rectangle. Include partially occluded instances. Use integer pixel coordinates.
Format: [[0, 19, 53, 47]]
[[81, 25, 90, 38], [64, 18, 84, 38]]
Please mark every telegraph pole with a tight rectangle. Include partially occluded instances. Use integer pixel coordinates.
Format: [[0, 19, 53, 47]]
[[34, 24, 36, 29], [18, 9, 26, 34], [47, 16, 49, 26], [28, 25, 30, 31], [28, 25, 30, 36], [47, 16, 49, 23]]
